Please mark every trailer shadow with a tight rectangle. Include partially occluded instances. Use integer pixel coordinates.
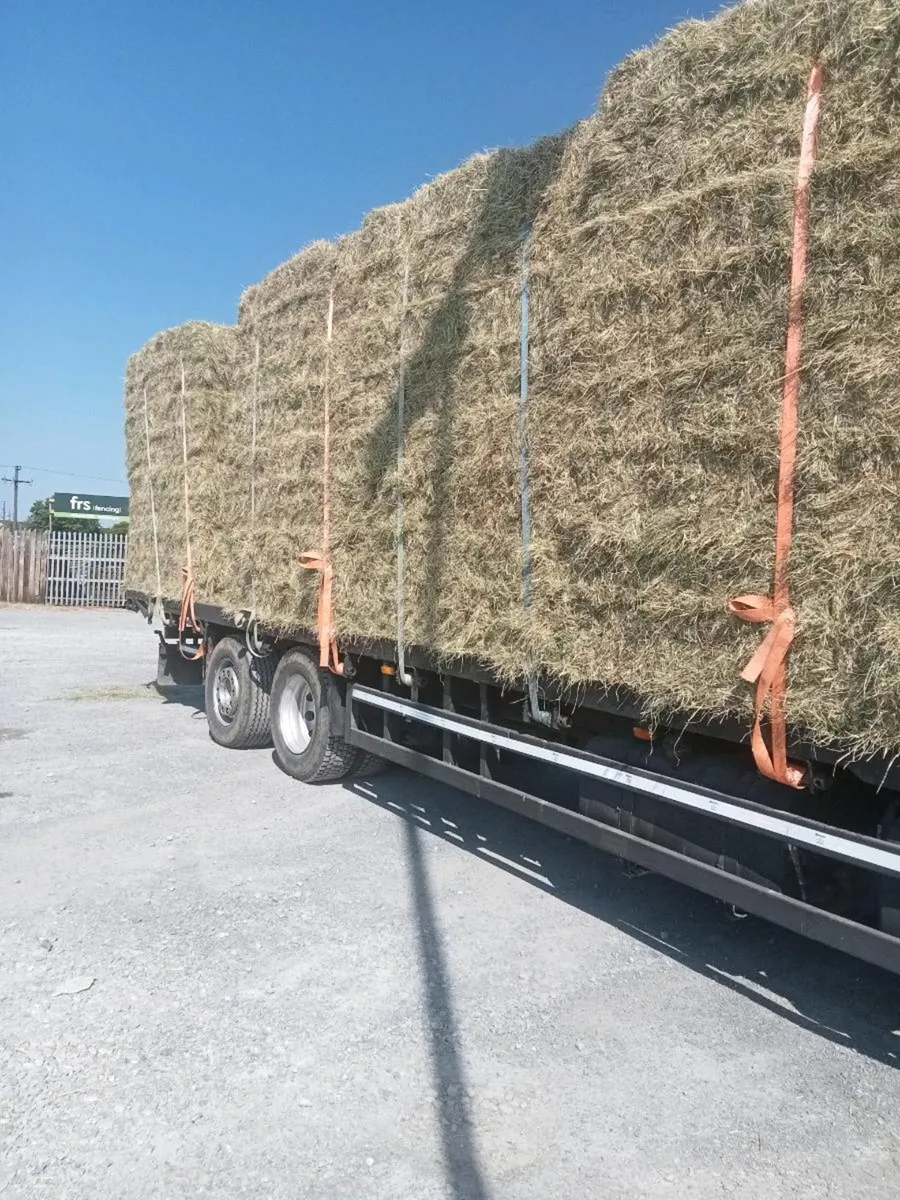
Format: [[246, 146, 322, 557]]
[[151, 683, 206, 713], [346, 768, 900, 1073]]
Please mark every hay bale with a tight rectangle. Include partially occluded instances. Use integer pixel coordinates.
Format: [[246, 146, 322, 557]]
[[529, 0, 900, 753], [125, 322, 240, 605], [125, 0, 900, 756], [328, 138, 565, 666], [234, 241, 337, 631]]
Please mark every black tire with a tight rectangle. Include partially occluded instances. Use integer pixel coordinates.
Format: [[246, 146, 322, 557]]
[[270, 648, 358, 783], [205, 635, 275, 750], [352, 751, 388, 779]]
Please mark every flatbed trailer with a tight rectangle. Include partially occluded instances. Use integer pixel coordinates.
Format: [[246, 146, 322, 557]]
[[129, 591, 900, 977]]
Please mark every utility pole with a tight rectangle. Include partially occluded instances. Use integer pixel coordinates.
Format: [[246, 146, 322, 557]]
[[1, 466, 32, 529]]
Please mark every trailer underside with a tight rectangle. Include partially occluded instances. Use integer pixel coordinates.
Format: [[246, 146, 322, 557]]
[[128, 590, 900, 976]]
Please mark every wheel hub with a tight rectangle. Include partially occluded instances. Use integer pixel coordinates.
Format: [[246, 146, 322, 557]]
[[214, 663, 240, 724], [279, 677, 317, 755]]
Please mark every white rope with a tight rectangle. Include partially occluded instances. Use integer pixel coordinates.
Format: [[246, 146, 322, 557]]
[[242, 334, 274, 657], [519, 230, 551, 727], [251, 336, 259, 530], [396, 252, 413, 686], [179, 358, 193, 579], [250, 335, 260, 612], [141, 383, 163, 603], [323, 287, 334, 555]]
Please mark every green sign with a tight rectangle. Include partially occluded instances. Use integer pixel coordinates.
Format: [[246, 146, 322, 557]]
[[52, 492, 130, 521]]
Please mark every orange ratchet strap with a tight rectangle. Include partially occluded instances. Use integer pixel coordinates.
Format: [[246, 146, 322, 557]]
[[301, 289, 345, 676], [729, 63, 823, 790], [299, 550, 344, 675]]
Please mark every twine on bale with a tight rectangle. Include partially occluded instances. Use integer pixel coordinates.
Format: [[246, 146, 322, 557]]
[[140, 383, 163, 606], [730, 63, 824, 790], [178, 358, 205, 660], [247, 334, 260, 620], [395, 251, 414, 686], [250, 337, 259, 563], [300, 287, 344, 674], [237, 332, 271, 656]]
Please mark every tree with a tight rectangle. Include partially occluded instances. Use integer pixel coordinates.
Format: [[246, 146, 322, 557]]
[[27, 497, 86, 533]]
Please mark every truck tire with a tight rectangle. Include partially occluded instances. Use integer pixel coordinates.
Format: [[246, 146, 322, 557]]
[[205, 636, 275, 750], [352, 751, 388, 779], [270, 648, 358, 783]]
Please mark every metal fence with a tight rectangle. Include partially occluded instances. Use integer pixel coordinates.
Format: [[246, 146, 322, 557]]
[[46, 531, 128, 607]]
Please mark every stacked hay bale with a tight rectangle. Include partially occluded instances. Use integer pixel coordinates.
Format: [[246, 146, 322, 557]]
[[236, 242, 336, 630], [327, 138, 565, 666], [124, 322, 241, 607], [124, 0, 900, 755], [191, 140, 565, 649], [395, 140, 565, 669], [529, 0, 900, 753], [328, 204, 407, 643]]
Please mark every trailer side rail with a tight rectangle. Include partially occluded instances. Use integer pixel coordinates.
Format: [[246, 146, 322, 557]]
[[347, 684, 900, 976]]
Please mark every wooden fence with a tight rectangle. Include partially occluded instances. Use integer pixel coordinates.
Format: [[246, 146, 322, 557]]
[[0, 528, 128, 607], [0, 528, 49, 603]]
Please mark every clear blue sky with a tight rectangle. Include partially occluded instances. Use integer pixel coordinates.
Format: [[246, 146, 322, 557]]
[[0, 0, 720, 519]]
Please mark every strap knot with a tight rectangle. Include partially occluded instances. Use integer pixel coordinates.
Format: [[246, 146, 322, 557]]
[[300, 550, 344, 675], [729, 595, 805, 789]]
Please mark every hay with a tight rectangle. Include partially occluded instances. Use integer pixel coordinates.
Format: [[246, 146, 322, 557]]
[[125, 322, 240, 605], [528, 0, 900, 754], [125, 0, 900, 757], [236, 241, 336, 629], [329, 138, 566, 666]]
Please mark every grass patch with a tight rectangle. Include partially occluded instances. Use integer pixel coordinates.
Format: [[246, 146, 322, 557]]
[[63, 684, 160, 703]]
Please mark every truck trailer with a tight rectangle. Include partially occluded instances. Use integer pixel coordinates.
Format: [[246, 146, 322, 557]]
[[125, 0, 900, 975]]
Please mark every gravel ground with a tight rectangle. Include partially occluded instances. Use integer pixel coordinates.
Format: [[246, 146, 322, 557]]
[[1, 604, 899, 1200]]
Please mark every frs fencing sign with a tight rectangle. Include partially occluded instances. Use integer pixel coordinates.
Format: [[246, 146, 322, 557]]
[[52, 493, 130, 521]]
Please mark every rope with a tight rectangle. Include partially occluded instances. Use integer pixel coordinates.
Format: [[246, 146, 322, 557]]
[[730, 63, 823, 790], [250, 336, 259, 591], [300, 287, 344, 674], [141, 383, 163, 604], [519, 232, 534, 614], [248, 333, 260, 632], [323, 291, 334, 563], [178, 358, 205, 660], [236, 332, 275, 659], [396, 252, 413, 686]]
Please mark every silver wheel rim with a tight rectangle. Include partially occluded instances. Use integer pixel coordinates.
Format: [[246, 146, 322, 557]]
[[279, 675, 317, 755], [213, 662, 240, 725]]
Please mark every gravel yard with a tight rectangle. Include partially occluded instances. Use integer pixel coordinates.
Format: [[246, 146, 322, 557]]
[[1, 605, 899, 1199]]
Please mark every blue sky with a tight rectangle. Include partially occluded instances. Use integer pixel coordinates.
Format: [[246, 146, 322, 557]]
[[0, 0, 721, 518]]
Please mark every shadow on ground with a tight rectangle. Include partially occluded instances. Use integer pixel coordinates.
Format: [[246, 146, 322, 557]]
[[153, 683, 206, 712], [403, 816, 490, 1199], [347, 767, 900, 1077]]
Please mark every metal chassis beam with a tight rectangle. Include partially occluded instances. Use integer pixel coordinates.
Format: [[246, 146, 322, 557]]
[[347, 686, 900, 977]]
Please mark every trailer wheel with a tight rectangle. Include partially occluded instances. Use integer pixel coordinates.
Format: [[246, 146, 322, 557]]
[[352, 751, 388, 779], [205, 636, 275, 750], [270, 649, 358, 783]]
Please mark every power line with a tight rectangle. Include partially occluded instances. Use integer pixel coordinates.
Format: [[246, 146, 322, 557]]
[[0, 464, 126, 485]]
